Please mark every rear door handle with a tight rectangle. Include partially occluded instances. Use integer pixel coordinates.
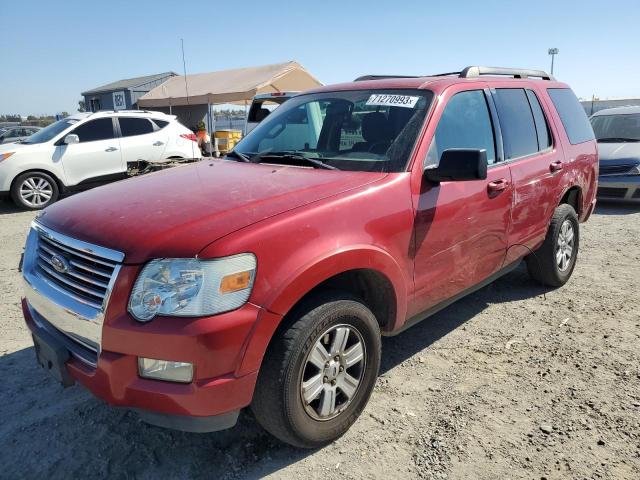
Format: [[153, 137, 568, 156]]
[[153, 141, 164, 146], [487, 178, 509, 195], [105, 147, 118, 152], [550, 160, 563, 172]]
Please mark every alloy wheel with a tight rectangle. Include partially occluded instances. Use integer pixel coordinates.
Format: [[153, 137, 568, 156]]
[[19, 176, 53, 208], [300, 324, 366, 421], [556, 219, 575, 272]]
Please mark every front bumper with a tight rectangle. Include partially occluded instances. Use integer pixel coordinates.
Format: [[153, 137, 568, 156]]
[[23, 296, 269, 430], [597, 175, 640, 202]]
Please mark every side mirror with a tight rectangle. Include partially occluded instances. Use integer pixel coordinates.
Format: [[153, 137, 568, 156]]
[[424, 149, 487, 183], [64, 134, 79, 145]]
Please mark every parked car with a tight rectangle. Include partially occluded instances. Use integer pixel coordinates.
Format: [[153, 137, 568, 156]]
[[0, 111, 198, 209], [244, 91, 298, 135], [21, 66, 597, 448], [0, 125, 41, 144], [590, 106, 640, 202]]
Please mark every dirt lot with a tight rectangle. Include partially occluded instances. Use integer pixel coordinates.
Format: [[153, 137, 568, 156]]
[[0, 198, 638, 480]]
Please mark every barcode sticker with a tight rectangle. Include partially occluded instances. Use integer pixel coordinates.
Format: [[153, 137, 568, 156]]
[[366, 94, 419, 108]]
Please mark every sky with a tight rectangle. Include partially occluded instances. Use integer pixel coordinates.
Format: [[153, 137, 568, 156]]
[[2, 0, 639, 116]]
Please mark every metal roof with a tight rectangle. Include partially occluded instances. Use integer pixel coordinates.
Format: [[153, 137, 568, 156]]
[[81, 72, 177, 96]]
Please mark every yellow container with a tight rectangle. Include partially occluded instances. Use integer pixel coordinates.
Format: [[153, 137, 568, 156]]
[[215, 129, 242, 140]]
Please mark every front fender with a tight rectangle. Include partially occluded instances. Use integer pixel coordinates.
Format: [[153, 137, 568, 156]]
[[236, 246, 408, 376]]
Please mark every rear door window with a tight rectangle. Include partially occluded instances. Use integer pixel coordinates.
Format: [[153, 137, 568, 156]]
[[493, 89, 539, 160], [526, 90, 552, 150], [118, 117, 155, 137], [426, 90, 496, 166], [71, 118, 116, 143], [547, 88, 595, 144]]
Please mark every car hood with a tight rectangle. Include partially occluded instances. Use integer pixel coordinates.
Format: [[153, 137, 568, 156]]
[[0, 141, 31, 153], [38, 159, 386, 263], [597, 142, 640, 165]]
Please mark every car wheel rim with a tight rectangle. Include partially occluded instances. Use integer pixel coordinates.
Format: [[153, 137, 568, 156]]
[[300, 323, 366, 421], [19, 177, 53, 207], [556, 219, 575, 272]]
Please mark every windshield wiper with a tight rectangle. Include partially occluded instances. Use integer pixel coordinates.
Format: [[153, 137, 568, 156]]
[[251, 152, 338, 170], [225, 150, 251, 162], [597, 137, 640, 143]]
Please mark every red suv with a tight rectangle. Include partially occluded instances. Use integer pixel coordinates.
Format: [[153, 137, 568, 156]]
[[22, 66, 598, 448]]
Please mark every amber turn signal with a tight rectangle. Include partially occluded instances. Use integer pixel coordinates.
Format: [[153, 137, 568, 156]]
[[219, 271, 252, 294]]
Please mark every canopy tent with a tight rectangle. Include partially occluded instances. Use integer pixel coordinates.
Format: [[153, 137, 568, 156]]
[[137, 61, 322, 108]]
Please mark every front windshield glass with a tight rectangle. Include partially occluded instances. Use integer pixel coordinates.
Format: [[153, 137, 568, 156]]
[[232, 89, 434, 172], [590, 113, 640, 142], [22, 118, 79, 144]]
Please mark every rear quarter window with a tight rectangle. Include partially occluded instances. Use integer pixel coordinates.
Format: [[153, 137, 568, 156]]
[[547, 88, 595, 145]]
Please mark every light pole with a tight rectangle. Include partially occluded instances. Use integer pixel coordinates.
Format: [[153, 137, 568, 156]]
[[548, 48, 559, 75]]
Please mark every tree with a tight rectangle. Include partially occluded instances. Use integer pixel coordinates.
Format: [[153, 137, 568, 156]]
[[78, 100, 86, 112], [60, 112, 69, 118], [27, 115, 37, 121]]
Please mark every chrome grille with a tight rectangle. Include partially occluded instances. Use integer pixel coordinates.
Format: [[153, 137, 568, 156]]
[[22, 221, 124, 368], [35, 234, 116, 309]]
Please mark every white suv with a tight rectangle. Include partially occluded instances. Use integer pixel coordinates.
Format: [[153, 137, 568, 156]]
[[0, 110, 198, 209]]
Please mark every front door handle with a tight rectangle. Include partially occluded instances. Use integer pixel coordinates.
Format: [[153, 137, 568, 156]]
[[550, 160, 563, 172], [153, 141, 164, 146], [487, 178, 509, 195], [105, 147, 118, 152]]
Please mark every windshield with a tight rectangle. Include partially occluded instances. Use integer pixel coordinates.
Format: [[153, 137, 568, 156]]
[[22, 119, 79, 144], [590, 113, 640, 142], [232, 89, 434, 172]]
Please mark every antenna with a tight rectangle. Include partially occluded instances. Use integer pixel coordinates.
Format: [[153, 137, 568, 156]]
[[181, 38, 190, 104], [180, 38, 197, 159]]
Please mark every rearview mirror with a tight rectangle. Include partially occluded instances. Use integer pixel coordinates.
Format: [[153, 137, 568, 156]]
[[64, 134, 79, 145], [424, 149, 487, 183]]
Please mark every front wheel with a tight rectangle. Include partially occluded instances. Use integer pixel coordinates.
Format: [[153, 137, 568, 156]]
[[11, 172, 59, 210], [251, 293, 381, 448], [526, 203, 580, 287]]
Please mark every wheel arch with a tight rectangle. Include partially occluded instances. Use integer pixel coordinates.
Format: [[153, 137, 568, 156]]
[[10, 168, 64, 193], [236, 247, 408, 376], [559, 185, 582, 216]]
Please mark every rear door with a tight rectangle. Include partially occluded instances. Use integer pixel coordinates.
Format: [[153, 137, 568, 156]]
[[411, 86, 513, 315], [59, 117, 124, 186], [489, 86, 564, 263], [116, 117, 166, 163]]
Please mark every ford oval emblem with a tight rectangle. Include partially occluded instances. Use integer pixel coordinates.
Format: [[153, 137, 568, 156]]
[[50, 254, 70, 274]]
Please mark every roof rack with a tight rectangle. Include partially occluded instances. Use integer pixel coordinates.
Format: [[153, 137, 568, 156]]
[[459, 66, 555, 81], [353, 75, 421, 82], [354, 66, 555, 83]]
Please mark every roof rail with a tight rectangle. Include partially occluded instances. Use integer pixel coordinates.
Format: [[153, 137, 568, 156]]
[[354, 75, 421, 82], [460, 66, 555, 81]]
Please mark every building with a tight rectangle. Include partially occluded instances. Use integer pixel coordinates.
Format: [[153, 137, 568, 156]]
[[81, 72, 177, 112], [581, 97, 640, 116]]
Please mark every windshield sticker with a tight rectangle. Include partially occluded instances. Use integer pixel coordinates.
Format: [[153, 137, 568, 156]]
[[366, 94, 420, 109]]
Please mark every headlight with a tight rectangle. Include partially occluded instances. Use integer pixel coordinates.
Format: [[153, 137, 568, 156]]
[[128, 254, 256, 322], [630, 164, 640, 175]]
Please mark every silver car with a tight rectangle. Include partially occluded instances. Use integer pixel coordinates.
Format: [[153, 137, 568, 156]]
[[0, 126, 42, 144], [590, 106, 640, 202]]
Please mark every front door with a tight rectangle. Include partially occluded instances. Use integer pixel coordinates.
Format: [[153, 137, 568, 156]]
[[58, 117, 123, 186], [410, 88, 512, 317]]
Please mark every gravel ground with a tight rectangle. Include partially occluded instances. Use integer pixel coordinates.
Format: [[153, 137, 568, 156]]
[[0, 198, 639, 480]]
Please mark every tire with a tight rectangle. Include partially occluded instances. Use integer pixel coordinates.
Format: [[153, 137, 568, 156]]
[[11, 172, 59, 210], [251, 292, 381, 448], [526, 203, 579, 287]]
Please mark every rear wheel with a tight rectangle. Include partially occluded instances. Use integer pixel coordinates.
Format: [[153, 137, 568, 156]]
[[526, 203, 579, 287], [251, 293, 381, 448], [11, 172, 59, 210]]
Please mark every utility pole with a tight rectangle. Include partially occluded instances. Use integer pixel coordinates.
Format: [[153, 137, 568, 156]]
[[548, 48, 559, 75]]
